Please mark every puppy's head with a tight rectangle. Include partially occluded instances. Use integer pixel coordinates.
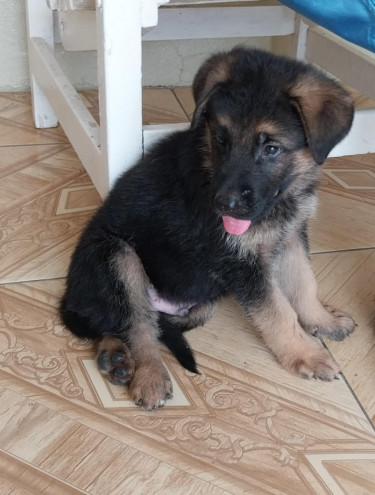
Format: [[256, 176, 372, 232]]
[[192, 48, 353, 235]]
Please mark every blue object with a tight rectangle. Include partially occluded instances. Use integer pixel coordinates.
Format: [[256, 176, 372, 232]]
[[280, 0, 375, 53]]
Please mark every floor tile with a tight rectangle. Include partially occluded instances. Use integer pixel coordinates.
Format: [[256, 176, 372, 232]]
[[0, 279, 374, 495], [80, 88, 190, 126], [0, 93, 68, 146], [0, 143, 102, 284], [346, 85, 375, 110], [0, 175, 101, 284], [173, 87, 195, 121], [1, 88, 375, 494], [312, 249, 375, 423], [310, 154, 375, 252], [173, 85, 375, 124], [143, 88, 189, 125]]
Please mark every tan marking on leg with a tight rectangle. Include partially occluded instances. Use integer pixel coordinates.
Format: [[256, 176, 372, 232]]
[[274, 237, 356, 341], [128, 323, 173, 410], [112, 245, 156, 325], [110, 246, 173, 409], [247, 284, 340, 380]]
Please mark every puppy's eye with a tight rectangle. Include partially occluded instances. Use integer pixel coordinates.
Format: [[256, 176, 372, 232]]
[[215, 134, 226, 146], [264, 145, 281, 157]]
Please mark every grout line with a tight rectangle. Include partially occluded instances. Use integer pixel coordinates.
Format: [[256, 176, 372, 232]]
[[0, 142, 69, 148], [340, 372, 375, 434], [171, 88, 191, 122], [312, 246, 375, 255], [0, 276, 67, 287], [320, 340, 375, 433]]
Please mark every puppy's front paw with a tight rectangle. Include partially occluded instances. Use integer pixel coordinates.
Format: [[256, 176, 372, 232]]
[[309, 306, 357, 342], [289, 348, 340, 381], [130, 361, 173, 410]]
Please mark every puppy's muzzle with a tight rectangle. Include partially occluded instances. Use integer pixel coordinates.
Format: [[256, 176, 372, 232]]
[[214, 189, 252, 216]]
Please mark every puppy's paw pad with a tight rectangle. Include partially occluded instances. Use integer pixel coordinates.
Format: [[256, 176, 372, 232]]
[[292, 351, 340, 381], [130, 363, 173, 410], [96, 344, 135, 386]]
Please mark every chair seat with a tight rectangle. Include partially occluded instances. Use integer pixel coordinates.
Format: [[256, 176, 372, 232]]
[[52, 0, 282, 51], [47, 0, 95, 10], [47, 0, 257, 10], [280, 0, 375, 53]]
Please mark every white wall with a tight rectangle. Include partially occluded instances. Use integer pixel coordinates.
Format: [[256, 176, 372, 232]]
[[143, 38, 272, 87], [0, 1, 30, 91], [0, 0, 272, 91]]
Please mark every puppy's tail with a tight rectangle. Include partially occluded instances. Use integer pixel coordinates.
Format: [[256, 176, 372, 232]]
[[158, 318, 198, 374]]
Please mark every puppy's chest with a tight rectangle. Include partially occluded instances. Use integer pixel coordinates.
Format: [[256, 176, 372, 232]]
[[225, 225, 284, 259], [225, 195, 317, 259]]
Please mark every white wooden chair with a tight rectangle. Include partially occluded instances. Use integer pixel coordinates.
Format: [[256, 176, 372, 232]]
[[26, 0, 375, 197]]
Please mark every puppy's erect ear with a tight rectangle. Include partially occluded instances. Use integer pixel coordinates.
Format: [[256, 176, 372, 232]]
[[289, 73, 354, 164], [191, 51, 237, 129]]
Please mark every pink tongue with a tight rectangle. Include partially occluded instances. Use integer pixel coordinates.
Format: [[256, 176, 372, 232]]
[[222, 216, 251, 235]]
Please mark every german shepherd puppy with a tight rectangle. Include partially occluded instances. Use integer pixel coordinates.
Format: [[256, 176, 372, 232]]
[[60, 48, 356, 410]]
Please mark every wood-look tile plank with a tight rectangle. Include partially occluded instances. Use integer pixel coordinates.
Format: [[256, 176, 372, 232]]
[[0, 144, 68, 178], [346, 85, 375, 110], [37, 425, 106, 478], [312, 249, 375, 422], [142, 88, 189, 125], [64, 438, 126, 489], [0, 450, 88, 495], [0, 94, 67, 146], [85, 445, 228, 495], [310, 190, 375, 252], [0, 145, 87, 213], [0, 388, 79, 463], [79, 88, 190, 126]]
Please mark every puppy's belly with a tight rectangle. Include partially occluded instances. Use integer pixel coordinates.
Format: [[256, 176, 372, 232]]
[[148, 286, 196, 317]]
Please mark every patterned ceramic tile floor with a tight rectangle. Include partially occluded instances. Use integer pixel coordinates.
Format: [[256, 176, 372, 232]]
[[0, 89, 375, 494]]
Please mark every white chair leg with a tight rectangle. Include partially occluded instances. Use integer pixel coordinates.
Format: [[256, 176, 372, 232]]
[[25, 0, 58, 128], [292, 15, 309, 60], [96, 0, 143, 188]]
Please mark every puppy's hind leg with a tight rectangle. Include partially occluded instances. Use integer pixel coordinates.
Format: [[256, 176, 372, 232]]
[[158, 301, 217, 373], [102, 244, 172, 410], [97, 335, 135, 386]]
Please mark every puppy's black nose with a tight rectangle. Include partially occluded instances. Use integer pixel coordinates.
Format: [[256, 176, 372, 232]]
[[214, 191, 244, 211]]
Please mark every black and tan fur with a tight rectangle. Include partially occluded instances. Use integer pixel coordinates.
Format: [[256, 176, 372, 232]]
[[60, 48, 356, 409]]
